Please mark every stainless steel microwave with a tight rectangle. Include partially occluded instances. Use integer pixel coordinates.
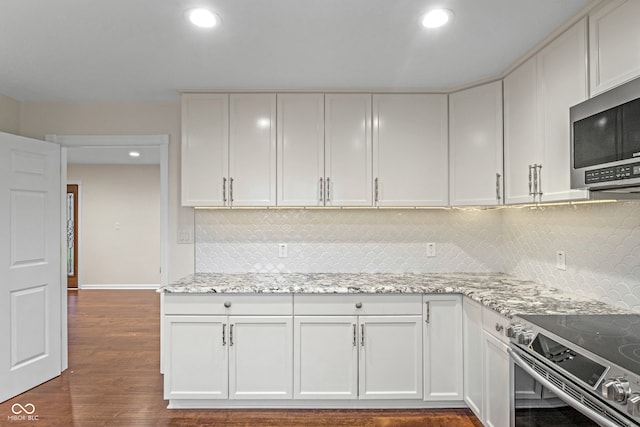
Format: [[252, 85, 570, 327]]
[[570, 76, 640, 192]]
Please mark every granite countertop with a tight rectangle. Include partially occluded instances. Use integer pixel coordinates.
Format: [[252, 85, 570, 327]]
[[160, 272, 633, 318]]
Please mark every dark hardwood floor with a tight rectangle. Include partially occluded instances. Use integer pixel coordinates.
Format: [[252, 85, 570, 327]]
[[0, 290, 483, 426]]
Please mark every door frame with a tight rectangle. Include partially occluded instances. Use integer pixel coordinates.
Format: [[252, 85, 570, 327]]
[[46, 134, 169, 370]]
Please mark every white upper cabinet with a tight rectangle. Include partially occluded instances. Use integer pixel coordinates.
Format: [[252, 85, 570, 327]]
[[181, 93, 276, 207], [504, 56, 542, 205], [181, 93, 229, 207], [277, 94, 325, 206], [537, 19, 588, 202], [229, 94, 277, 206], [373, 94, 448, 206], [325, 94, 373, 206], [590, 0, 640, 95], [504, 18, 588, 204], [449, 82, 503, 206]]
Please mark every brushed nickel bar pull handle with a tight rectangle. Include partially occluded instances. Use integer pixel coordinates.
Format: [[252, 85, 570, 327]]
[[360, 324, 365, 347], [223, 177, 227, 203], [533, 164, 539, 199], [319, 177, 324, 203], [353, 324, 357, 347], [426, 301, 430, 324], [537, 164, 543, 199], [496, 173, 501, 201], [229, 177, 234, 203], [222, 323, 227, 346], [229, 324, 234, 346], [528, 165, 532, 196], [374, 178, 379, 203], [326, 178, 330, 202]]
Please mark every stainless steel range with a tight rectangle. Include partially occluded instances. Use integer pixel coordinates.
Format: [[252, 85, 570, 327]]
[[508, 314, 640, 427]]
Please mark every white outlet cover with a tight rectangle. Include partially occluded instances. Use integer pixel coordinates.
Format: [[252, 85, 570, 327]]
[[556, 251, 566, 270], [426, 243, 436, 257], [278, 243, 288, 258]]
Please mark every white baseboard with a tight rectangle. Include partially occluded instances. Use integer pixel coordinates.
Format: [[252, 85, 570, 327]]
[[78, 284, 161, 290]]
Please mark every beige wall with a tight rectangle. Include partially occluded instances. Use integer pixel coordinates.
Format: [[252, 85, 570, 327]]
[[0, 93, 20, 134], [68, 164, 162, 285], [20, 102, 195, 282]]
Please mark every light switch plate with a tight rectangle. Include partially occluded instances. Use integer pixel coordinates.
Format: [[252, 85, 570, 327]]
[[556, 251, 566, 270], [426, 242, 436, 257], [278, 243, 288, 258]]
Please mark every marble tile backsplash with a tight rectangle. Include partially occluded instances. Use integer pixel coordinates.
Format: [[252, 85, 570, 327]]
[[195, 201, 640, 312]]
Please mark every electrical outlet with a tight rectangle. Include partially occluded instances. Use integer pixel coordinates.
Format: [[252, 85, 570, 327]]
[[278, 243, 288, 258], [556, 251, 566, 270], [178, 229, 193, 244], [426, 242, 436, 257]]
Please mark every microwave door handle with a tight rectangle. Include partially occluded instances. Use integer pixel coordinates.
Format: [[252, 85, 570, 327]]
[[509, 348, 619, 427]]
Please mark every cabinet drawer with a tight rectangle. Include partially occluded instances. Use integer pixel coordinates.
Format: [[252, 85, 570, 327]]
[[482, 306, 510, 344], [294, 294, 422, 316], [164, 294, 293, 315]]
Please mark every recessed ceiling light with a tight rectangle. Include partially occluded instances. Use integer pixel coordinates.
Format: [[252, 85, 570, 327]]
[[129, 151, 141, 158], [186, 8, 220, 28], [421, 9, 454, 29]]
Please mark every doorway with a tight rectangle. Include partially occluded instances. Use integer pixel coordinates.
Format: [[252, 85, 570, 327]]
[[66, 184, 78, 288]]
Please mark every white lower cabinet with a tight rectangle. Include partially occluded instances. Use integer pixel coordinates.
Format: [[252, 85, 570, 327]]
[[228, 316, 293, 399], [294, 316, 358, 399], [423, 294, 463, 401], [463, 298, 483, 418], [482, 332, 510, 427], [164, 315, 293, 401], [165, 315, 229, 400], [359, 316, 423, 399], [463, 297, 512, 427], [293, 294, 423, 401]]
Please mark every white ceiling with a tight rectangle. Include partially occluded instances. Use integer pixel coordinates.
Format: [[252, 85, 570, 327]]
[[0, 0, 591, 103]]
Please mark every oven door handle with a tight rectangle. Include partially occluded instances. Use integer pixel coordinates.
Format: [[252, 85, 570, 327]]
[[508, 347, 620, 427]]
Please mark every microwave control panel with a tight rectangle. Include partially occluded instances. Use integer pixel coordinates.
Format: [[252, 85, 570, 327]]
[[585, 162, 640, 184]]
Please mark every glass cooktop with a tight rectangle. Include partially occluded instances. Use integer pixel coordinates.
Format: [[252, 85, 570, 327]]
[[519, 314, 640, 376]]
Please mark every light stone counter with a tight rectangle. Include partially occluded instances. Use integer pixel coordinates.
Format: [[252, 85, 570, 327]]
[[160, 273, 632, 318]]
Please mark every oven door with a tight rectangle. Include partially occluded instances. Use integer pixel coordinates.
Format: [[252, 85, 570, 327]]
[[509, 346, 622, 427]]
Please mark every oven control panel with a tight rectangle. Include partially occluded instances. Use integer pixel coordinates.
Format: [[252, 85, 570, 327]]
[[584, 161, 640, 184]]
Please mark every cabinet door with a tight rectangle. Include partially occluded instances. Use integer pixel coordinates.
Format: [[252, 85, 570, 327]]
[[293, 316, 358, 399], [538, 18, 589, 202], [483, 331, 510, 427], [449, 82, 503, 206], [590, 0, 640, 95], [164, 315, 228, 400], [181, 94, 229, 206], [423, 295, 463, 401], [229, 94, 277, 206], [277, 94, 325, 206], [504, 57, 542, 204], [463, 298, 483, 419], [228, 316, 293, 399], [373, 94, 448, 206], [325, 94, 373, 206], [359, 315, 423, 400]]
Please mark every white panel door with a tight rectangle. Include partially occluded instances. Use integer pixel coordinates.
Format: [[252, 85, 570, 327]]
[[181, 94, 229, 206], [0, 132, 61, 403], [325, 94, 373, 206], [504, 57, 542, 204], [229, 94, 277, 206], [294, 316, 358, 399], [423, 295, 463, 401], [590, 0, 640, 95], [229, 316, 293, 399], [277, 94, 325, 206], [164, 315, 228, 400], [483, 331, 510, 427], [373, 94, 448, 206], [537, 18, 589, 202], [462, 298, 483, 420], [449, 81, 504, 206], [359, 316, 423, 400]]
